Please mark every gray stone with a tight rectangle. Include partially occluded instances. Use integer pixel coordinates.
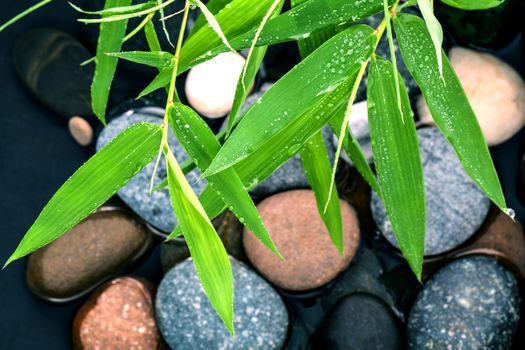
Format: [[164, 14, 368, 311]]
[[407, 256, 521, 350], [371, 127, 491, 256], [156, 258, 289, 350], [96, 110, 207, 233]]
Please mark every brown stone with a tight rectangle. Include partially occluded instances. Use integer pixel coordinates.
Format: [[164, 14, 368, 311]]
[[243, 190, 360, 291], [69, 116, 93, 146], [27, 209, 152, 302], [73, 277, 163, 350]]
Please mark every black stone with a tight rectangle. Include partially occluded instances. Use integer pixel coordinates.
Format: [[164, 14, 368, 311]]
[[13, 28, 94, 120]]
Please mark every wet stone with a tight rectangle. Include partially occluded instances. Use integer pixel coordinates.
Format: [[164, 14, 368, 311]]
[[73, 277, 162, 350], [371, 127, 491, 256], [27, 210, 152, 302], [156, 258, 289, 350], [313, 293, 403, 350], [96, 111, 207, 233], [243, 190, 360, 291], [13, 28, 94, 120], [407, 256, 521, 350]]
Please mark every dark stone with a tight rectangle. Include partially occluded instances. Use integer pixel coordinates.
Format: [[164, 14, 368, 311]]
[[26, 209, 152, 302], [243, 190, 360, 291], [13, 28, 94, 120], [156, 258, 289, 349], [312, 293, 403, 350], [96, 109, 207, 233], [73, 277, 163, 350], [371, 127, 491, 256], [407, 256, 521, 350]]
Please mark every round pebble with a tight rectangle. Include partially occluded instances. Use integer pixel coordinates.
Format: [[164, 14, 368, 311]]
[[73, 277, 162, 350], [417, 47, 525, 146], [156, 258, 289, 349], [185, 52, 246, 118], [96, 111, 206, 233], [243, 190, 360, 291], [407, 256, 521, 350], [371, 127, 491, 256], [68, 116, 93, 146]]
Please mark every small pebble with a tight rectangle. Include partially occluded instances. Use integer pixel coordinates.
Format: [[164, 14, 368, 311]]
[[156, 258, 289, 349], [407, 256, 521, 349], [371, 127, 490, 256], [68, 116, 93, 146], [185, 52, 246, 118], [244, 190, 360, 291], [73, 277, 162, 350], [418, 47, 525, 146]]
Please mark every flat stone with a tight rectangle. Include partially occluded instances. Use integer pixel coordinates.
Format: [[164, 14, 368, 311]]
[[371, 127, 491, 256], [418, 47, 525, 146], [313, 293, 403, 350], [243, 190, 360, 291], [13, 28, 93, 119], [27, 209, 152, 302], [96, 111, 207, 233], [73, 277, 162, 350], [156, 258, 289, 349], [407, 256, 521, 350]]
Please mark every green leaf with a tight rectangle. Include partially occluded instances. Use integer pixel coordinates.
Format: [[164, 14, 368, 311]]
[[91, 0, 132, 124], [203, 24, 376, 177], [439, 0, 504, 10], [69, 1, 154, 16], [107, 50, 173, 68], [144, 19, 162, 51], [164, 146, 234, 335], [78, 0, 176, 23], [394, 13, 508, 213], [138, 68, 172, 99], [189, 0, 233, 36], [417, 0, 444, 76], [156, 0, 174, 48], [191, 0, 234, 51], [168, 103, 281, 258], [4, 123, 162, 267], [0, 0, 53, 32], [367, 56, 425, 279]]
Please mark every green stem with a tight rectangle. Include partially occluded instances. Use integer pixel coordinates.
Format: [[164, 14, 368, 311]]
[[0, 0, 53, 32]]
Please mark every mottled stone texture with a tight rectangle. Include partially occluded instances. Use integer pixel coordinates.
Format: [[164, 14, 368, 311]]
[[156, 258, 289, 350], [27, 210, 151, 301], [408, 256, 521, 350], [96, 112, 207, 233], [371, 127, 490, 256], [244, 190, 360, 291], [73, 277, 162, 350]]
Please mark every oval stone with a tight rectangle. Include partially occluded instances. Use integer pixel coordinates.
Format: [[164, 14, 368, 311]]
[[243, 190, 360, 291], [371, 127, 491, 256], [407, 256, 521, 349], [156, 258, 289, 349], [27, 209, 152, 302], [73, 277, 162, 350]]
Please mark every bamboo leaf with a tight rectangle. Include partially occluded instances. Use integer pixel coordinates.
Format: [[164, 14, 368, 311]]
[[203, 25, 376, 177], [4, 123, 162, 267], [168, 103, 281, 258], [191, 0, 234, 51], [393, 13, 508, 213], [417, 0, 444, 76], [138, 68, 172, 99], [78, 0, 177, 23], [189, 0, 233, 36], [0, 0, 53, 32], [91, 0, 132, 124], [107, 50, 173, 68], [439, 0, 504, 10], [144, 19, 162, 51], [156, 0, 174, 48], [367, 56, 425, 279], [69, 1, 155, 16], [164, 147, 234, 335]]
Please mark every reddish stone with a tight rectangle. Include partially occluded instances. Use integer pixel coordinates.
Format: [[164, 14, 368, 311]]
[[243, 190, 360, 291]]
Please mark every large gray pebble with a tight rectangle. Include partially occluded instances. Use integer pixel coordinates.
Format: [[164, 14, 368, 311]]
[[156, 258, 289, 350], [371, 127, 491, 256], [407, 256, 521, 349], [96, 110, 207, 233]]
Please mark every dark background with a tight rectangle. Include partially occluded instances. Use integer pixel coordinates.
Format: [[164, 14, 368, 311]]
[[1, 1, 524, 349]]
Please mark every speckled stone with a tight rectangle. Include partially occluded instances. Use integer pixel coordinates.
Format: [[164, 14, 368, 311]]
[[371, 127, 491, 256], [27, 210, 152, 302], [228, 83, 336, 198], [407, 256, 521, 350], [418, 47, 525, 146], [313, 293, 403, 350], [96, 111, 207, 233], [243, 190, 360, 291], [73, 277, 162, 350], [156, 258, 289, 349]]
